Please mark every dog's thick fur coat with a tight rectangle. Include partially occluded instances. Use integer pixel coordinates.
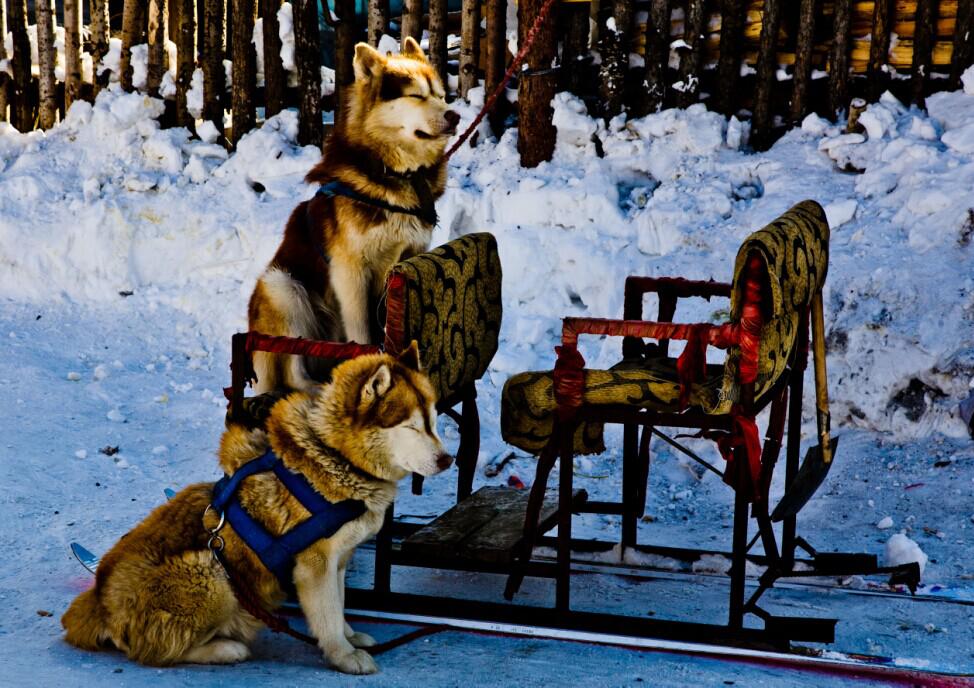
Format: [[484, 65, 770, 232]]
[[248, 38, 458, 394], [62, 346, 450, 673]]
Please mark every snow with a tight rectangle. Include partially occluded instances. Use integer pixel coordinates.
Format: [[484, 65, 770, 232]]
[[3, 66, 974, 683], [885, 533, 929, 576]]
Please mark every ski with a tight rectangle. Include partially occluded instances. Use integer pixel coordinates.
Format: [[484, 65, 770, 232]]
[[70, 542, 99, 574]]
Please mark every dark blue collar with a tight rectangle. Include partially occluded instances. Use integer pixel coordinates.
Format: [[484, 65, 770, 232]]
[[211, 449, 368, 590], [315, 179, 438, 226]]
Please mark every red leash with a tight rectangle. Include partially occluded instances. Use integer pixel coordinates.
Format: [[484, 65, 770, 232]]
[[444, 0, 560, 160]]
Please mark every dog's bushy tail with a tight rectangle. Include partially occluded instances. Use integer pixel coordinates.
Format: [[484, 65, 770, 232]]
[[62, 589, 110, 651]]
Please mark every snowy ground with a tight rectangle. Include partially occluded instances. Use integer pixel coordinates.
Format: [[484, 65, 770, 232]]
[[3, 69, 974, 684]]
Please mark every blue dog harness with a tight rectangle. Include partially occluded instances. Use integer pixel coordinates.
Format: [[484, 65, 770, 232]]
[[210, 449, 367, 590]]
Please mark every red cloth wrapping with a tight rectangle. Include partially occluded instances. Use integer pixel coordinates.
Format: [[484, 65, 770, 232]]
[[553, 345, 586, 421], [737, 255, 766, 384], [710, 414, 763, 501], [383, 271, 408, 355], [245, 332, 380, 359], [675, 324, 712, 409]]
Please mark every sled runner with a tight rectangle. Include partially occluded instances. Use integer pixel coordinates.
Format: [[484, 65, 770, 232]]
[[225, 205, 921, 650]]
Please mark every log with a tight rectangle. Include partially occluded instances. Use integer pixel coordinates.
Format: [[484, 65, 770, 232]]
[[402, 0, 423, 46], [846, 96, 867, 132], [636, 0, 669, 116], [261, 0, 285, 117], [867, 0, 894, 100], [203, 0, 227, 130], [829, 0, 852, 118], [599, 2, 631, 119], [910, 0, 935, 106], [790, 0, 816, 124], [950, 0, 973, 88], [36, 0, 57, 128], [148, 0, 170, 97], [90, 0, 112, 94], [0, 0, 8, 122], [293, 0, 322, 147], [231, 0, 257, 145], [334, 0, 356, 115], [8, 0, 31, 130], [64, 0, 83, 110], [677, 0, 706, 108], [560, 1, 590, 96], [751, 0, 781, 148], [459, 0, 481, 97], [716, 0, 746, 116], [368, 0, 390, 46], [120, 0, 147, 92], [484, 0, 507, 133], [430, 0, 448, 84], [517, 0, 558, 167], [176, 0, 198, 128]]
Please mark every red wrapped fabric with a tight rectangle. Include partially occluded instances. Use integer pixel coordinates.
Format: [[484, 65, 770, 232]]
[[553, 345, 586, 420], [244, 332, 381, 359], [709, 414, 763, 501], [383, 271, 408, 356], [737, 255, 766, 384]]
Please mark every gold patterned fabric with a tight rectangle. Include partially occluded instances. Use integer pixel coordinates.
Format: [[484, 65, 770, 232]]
[[501, 201, 830, 455], [392, 232, 503, 405]]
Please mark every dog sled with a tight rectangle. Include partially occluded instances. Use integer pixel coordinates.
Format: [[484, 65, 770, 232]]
[[219, 200, 925, 652]]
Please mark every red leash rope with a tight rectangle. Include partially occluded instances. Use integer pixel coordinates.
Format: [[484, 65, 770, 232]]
[[444, 0, 560, 160]]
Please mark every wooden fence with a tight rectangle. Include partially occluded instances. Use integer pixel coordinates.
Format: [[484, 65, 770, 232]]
[[0, 0, 972, 165]]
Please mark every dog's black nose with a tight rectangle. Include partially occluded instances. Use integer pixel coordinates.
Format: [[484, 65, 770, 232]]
[[444, 110, 460, 128], [436, 452, 454, 470]]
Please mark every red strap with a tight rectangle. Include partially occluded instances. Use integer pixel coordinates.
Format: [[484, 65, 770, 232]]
[[706, 414, 763, 502], [675, 324, 711, 410], [553, 345, 586, 421]]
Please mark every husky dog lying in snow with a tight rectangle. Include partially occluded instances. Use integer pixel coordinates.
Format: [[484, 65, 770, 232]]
[[62, 345, 452, 673], [248, 37, 459, 394]]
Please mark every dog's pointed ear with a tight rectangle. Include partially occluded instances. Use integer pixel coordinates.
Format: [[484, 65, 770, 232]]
[[361, 363, 392, 404], [398, 340, 422, 371], [401, 36, 428, 63], [354, 42, 385, 82]]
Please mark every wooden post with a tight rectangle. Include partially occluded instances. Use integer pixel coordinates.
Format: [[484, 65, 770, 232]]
[[231, 0, 257, 145], [636, 0, 669, 116], [867, 0, 893, 101], [716, 0, 746, 117], [334, 0, 356, 115], [560, 1, 589, 96], [148, 0, 170, 97], [0, 0, 7, 122], [677, 0, 706, 108], [459, 0, 480, 97], [517, 0, 557, 167], [8, 0, 31, 130], [790, 0, 816, 124], [600, 0, 633, 119], [368, 0, 390, 46], [485, 0, 506, 133], [90, 0, 112, 95], [36, 0, 57, 128], [176, 0, 198, 128], [828, 0, 851, 119], [751, 0, 781, 148], [402, 0, 423, 46], [203, 0, 227, 129], [430, 0, 448, 85], [910, 0, 936, 107], [950, 0, 974, 91], [121, 0, 147, 91], [293, 0, 322, 147], [261, 0, 285, 117], [846, 96, 866, 133], [64, 0, 83, 110]]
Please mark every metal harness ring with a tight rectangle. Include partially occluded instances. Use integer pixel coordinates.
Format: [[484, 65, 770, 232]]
[[203, 504, 226, 534]]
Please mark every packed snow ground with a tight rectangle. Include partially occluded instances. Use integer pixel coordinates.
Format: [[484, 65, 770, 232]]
[[3, 69, 974, 684]]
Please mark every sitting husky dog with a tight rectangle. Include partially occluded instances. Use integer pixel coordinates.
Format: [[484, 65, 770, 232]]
[[62, 344, 451, 674], [248, 38, 459, 394]]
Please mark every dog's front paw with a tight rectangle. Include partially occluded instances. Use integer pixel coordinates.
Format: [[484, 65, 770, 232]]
[[329, 648, 378, 675], [348, 631, 377, 648]]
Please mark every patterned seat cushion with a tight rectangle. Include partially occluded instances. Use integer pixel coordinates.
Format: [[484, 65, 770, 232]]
[[501, 200, 830, 455], [501, 358, 726, 455], [390, 232, 503, 405]]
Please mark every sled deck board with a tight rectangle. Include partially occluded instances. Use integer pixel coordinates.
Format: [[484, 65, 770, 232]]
[[402, 486, 585, 564]]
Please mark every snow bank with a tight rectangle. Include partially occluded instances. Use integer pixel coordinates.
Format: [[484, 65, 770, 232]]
[[2, 77, 974, 439]]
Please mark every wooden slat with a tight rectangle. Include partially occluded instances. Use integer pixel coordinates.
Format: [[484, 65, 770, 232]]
[[402, 486, 585, 564]]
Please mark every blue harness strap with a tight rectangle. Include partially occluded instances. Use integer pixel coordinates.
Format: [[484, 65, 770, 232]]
[[316, 180, 437, 225], [212, 450, 367, 589]]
